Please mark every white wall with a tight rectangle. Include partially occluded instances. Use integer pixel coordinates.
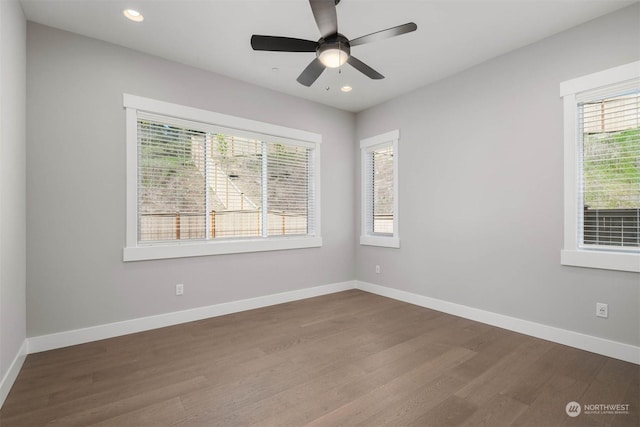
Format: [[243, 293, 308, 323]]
[[355, 4, 640, 347], [0, 0, 27, 398], [26, 23, 356, 337]]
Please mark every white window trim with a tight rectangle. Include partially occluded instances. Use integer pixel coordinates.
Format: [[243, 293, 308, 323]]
[[123, 94, 322, 262], [360, 129, 400, 248], [560, 61, 640, 273]]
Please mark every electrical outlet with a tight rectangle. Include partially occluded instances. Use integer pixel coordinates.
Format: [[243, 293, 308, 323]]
[[596, 302, 608, 318], [176, 284, 184, 296], [375, 265, 381, 274]]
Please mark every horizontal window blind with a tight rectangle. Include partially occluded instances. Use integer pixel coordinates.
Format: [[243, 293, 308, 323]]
[[138, 120, 207, 242], [136, 116, 315, 244], [267, 143, 312, 236], [578, 78, 640, 249], [208, 134, 263, 239], [365, 144, 394, 235]]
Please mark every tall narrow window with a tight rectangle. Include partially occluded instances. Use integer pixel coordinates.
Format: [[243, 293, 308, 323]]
[[360, 130, 399, 248], [124, 95, 321, 261], [560, 61, 640, 272]]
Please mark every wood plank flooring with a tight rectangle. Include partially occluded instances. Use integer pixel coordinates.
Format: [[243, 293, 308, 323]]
[[1, 290, 637, 426]]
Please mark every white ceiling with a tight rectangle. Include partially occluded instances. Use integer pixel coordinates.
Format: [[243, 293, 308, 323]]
[[20, 0, 636, 112]]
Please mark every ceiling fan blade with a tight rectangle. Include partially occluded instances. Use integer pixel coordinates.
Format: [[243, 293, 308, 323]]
[[349, 22, 417, 47], [347, 56, 384, 80], [251, 35, 319, 52], [297, 58, 326, 87], [309, 0, 338, 38]]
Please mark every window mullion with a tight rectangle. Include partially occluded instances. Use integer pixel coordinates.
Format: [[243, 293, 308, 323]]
[[367, 150, 375, 234], [261, 141, 268, 238], [205, 133, 212, 240], [577, 104, 586, 248], [307, 148, 314, 235]]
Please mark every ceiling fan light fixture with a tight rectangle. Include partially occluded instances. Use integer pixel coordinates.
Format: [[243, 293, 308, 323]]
[[317, 42, 349, 68], [318, 48, 348, 68]]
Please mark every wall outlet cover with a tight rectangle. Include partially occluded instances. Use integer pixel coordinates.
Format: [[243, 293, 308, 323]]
[[596, 302, 608, 318]]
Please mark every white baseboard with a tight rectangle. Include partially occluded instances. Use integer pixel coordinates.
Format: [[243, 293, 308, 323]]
[[0, 340, 28, 409], [356, 281, 639, 365], [25, 279, 639, 365], [27, 280, 356, 354]]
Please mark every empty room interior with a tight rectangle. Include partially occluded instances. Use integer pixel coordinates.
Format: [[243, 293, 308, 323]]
[[1, 0, 639, 425]]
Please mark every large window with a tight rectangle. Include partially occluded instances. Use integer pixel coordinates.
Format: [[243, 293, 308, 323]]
[[360, 130, 399, 248], [124, 95, 321, 261], [560, 61, 640, 272]]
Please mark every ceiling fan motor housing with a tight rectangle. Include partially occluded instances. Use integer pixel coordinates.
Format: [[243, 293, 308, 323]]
[[317, 33, 350, 67]]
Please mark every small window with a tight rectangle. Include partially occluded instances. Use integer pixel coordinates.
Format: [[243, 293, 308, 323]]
[[360, 130, 399, 248], [560, 61, 640, 272], [124, 95, 321, 261]]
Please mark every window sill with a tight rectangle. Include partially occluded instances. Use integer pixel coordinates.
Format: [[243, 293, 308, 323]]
[[123, 236, 322, 262], [561, 249, 640, 273], [360, 235, 400, 249]]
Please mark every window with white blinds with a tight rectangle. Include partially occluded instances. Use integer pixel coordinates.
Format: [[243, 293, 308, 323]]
[[560, 61, 640, 272], [578, 82, 639, 250], [123, 95, 321, 261], [365, 145, 394, 235], [360, 130, 399, 248]]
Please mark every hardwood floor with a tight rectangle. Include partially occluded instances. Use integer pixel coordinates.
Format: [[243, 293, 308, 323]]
[[1, 290, 637, 426]]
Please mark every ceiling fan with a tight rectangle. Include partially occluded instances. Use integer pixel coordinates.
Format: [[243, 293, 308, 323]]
[[250, 0, 417, 87]]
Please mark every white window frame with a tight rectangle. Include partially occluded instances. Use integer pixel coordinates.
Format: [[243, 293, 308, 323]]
[[360, 130, 400, 248], [560, 61, 640, 273], [123, 94, 322, 262]]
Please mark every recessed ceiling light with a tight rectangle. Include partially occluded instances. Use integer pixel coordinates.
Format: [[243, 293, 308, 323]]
[[341, 85, 353, 93], [123, 9, 144, 22]]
